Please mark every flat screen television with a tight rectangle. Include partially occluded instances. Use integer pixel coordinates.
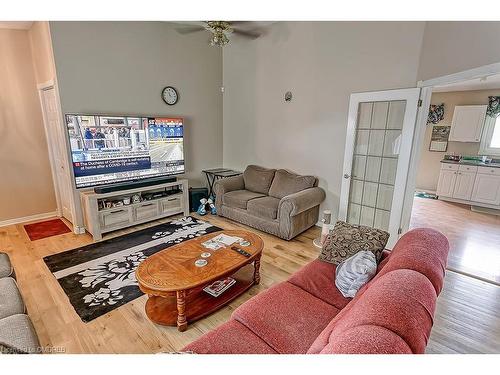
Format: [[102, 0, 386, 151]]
[[65, 114, 185, 189]]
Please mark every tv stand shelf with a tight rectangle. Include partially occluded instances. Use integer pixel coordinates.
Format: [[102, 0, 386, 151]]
[[80, 179, 189, 241]]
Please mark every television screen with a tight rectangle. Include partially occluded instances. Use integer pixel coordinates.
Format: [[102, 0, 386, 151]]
[[65, 114, 185, 189]]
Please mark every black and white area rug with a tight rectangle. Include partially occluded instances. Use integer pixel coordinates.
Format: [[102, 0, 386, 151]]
[[43, 216, 222, 322]]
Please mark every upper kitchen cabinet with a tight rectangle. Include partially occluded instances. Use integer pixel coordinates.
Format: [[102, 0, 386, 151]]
[[449, 105, 487, 142]]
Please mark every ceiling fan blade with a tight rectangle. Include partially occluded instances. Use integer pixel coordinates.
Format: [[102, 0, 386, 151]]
[[233, 29, 261, 39], [174, 26, 206, 34]]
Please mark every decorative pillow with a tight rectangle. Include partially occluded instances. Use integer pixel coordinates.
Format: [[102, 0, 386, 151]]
[[319, 221, 389, 265], [268, 169, 317, 199], [335, 250, 377, 298]]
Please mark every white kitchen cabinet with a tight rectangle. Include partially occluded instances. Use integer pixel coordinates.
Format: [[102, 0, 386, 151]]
[[452, 171, 476, 200], [449, 105, 487, 142], [471, 168, 500, 205], [437, 165, 458, 198]]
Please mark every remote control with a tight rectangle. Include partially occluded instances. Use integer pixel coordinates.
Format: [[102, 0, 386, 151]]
[[230, 246, 252, 258]]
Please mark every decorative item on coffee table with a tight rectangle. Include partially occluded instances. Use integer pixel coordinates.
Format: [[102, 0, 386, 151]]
[[136, 230, 263, 331]]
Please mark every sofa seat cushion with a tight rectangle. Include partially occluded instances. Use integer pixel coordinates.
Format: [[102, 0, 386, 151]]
[[247, 196, 280, 220], [0, 314, 40, 353], [288, 259, 351, 310], [268, 169, 316, 199], [222, 190, 265, 209], [183, 319, 277, 354], [0, 278, 25, 319], [233, 281, 339, 354], [243, 165, 276, 194], [0, 252, 14, 279]]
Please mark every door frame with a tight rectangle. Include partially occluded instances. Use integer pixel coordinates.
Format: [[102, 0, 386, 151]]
[[339, 88, 421, 248], [37, 79, 76, 226], [400, 62, 500, 233]]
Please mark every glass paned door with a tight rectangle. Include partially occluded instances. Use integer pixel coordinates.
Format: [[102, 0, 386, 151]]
[[339, 89, 420, 248]]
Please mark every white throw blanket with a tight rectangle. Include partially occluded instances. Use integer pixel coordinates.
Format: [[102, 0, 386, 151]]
[[335, 250, 377, 298]]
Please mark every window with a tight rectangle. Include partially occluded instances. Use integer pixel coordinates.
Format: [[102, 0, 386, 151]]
[[479, 116, 500, 156]]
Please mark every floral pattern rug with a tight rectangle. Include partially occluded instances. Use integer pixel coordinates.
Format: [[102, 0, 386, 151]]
[[43, 216, 221, 322]]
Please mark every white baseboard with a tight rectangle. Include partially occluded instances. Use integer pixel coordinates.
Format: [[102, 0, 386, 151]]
[[415, 188, 437, 195], [0, 211, 59, 228]]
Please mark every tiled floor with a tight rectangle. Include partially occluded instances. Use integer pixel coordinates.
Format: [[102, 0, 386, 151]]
[[410, 196, 500, 284]]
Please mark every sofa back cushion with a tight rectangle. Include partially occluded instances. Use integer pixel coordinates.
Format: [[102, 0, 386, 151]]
[[319, 269, 437, 354], [268, 169, 316, 199], [243, 165, 276, 194], [372, 228, 449, 294]]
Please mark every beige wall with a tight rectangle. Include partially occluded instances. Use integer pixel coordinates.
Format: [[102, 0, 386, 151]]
[[28, 21, 56, 84], [0, 29, 57, 222], [415, 89, 500, 192], [418, 22, 500, 81], [222, 21, 425, 218]]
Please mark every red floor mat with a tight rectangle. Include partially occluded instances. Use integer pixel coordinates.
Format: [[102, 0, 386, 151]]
[[24, 218, 71, 241]]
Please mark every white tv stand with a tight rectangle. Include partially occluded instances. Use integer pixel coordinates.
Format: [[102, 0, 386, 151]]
[[80, 179, 189, 241]]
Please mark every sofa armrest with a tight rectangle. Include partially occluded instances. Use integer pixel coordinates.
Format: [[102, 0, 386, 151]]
[[213, 175, 245, 208], [278, 187, 326, 217]]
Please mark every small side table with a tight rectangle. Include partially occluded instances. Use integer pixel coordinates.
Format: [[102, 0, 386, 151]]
[[202, 168, 242, 197]]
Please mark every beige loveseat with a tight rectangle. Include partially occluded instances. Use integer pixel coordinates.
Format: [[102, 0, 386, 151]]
[[214, 165, 325, 240]]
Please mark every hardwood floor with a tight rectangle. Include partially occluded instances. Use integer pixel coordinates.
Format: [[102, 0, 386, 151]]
[[410, 196, 500, 284], [1, 213, 499, 353]]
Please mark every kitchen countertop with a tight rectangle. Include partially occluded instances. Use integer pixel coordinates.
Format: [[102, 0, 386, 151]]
[[440, 159, 500, 168]]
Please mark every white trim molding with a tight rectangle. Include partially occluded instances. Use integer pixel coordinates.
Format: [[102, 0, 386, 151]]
[[418, 62, 500, 88], [37, 79, 55, 90], [0, 211, 59, 228]]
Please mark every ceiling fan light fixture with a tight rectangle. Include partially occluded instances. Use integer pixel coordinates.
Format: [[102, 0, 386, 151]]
[[206, 21, 233, 47]]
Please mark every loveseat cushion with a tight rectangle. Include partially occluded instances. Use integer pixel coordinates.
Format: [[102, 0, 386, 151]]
[[247, 196, 280, 220], [243, 165, 276, 194], [0, 314, 40, 354], [222, 190, 265, 209], [268, 169, 316, 199], [0, 278, 25, 319], [183, 319, 277, 354], [233, 281, 339, 354], [0, 252, 14, 279], [288, 259, 351, 310]]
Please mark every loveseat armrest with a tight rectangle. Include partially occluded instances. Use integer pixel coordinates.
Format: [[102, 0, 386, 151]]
[[213, 175, 245, 208], [278, 187, 326, 217]]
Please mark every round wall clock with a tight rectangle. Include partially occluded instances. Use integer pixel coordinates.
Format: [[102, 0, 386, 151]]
[[162, 86, 178, 105]]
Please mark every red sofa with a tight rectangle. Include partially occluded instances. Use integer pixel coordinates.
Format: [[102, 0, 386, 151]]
[[184, 228, 449, 354]]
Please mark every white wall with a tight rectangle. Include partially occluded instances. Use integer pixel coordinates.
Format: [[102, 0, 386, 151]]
[[223, 22, 425, 217], [418, 22, 500, 81]]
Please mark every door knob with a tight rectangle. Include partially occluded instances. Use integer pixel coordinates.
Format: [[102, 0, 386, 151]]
[[344, 174, 351, 179]]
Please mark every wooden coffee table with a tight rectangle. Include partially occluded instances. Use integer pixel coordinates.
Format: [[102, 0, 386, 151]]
[[136, 230, 263, 331]]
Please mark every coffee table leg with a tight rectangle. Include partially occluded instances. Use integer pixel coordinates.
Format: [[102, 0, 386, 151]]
[[176, 290, 187, 332], [253, 256, 261, 285]]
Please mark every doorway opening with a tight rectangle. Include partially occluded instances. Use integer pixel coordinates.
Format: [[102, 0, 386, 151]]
[[409, 71, 500, 285]]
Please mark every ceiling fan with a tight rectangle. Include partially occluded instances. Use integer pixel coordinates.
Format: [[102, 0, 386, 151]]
[[173, 21, 263, 47]]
